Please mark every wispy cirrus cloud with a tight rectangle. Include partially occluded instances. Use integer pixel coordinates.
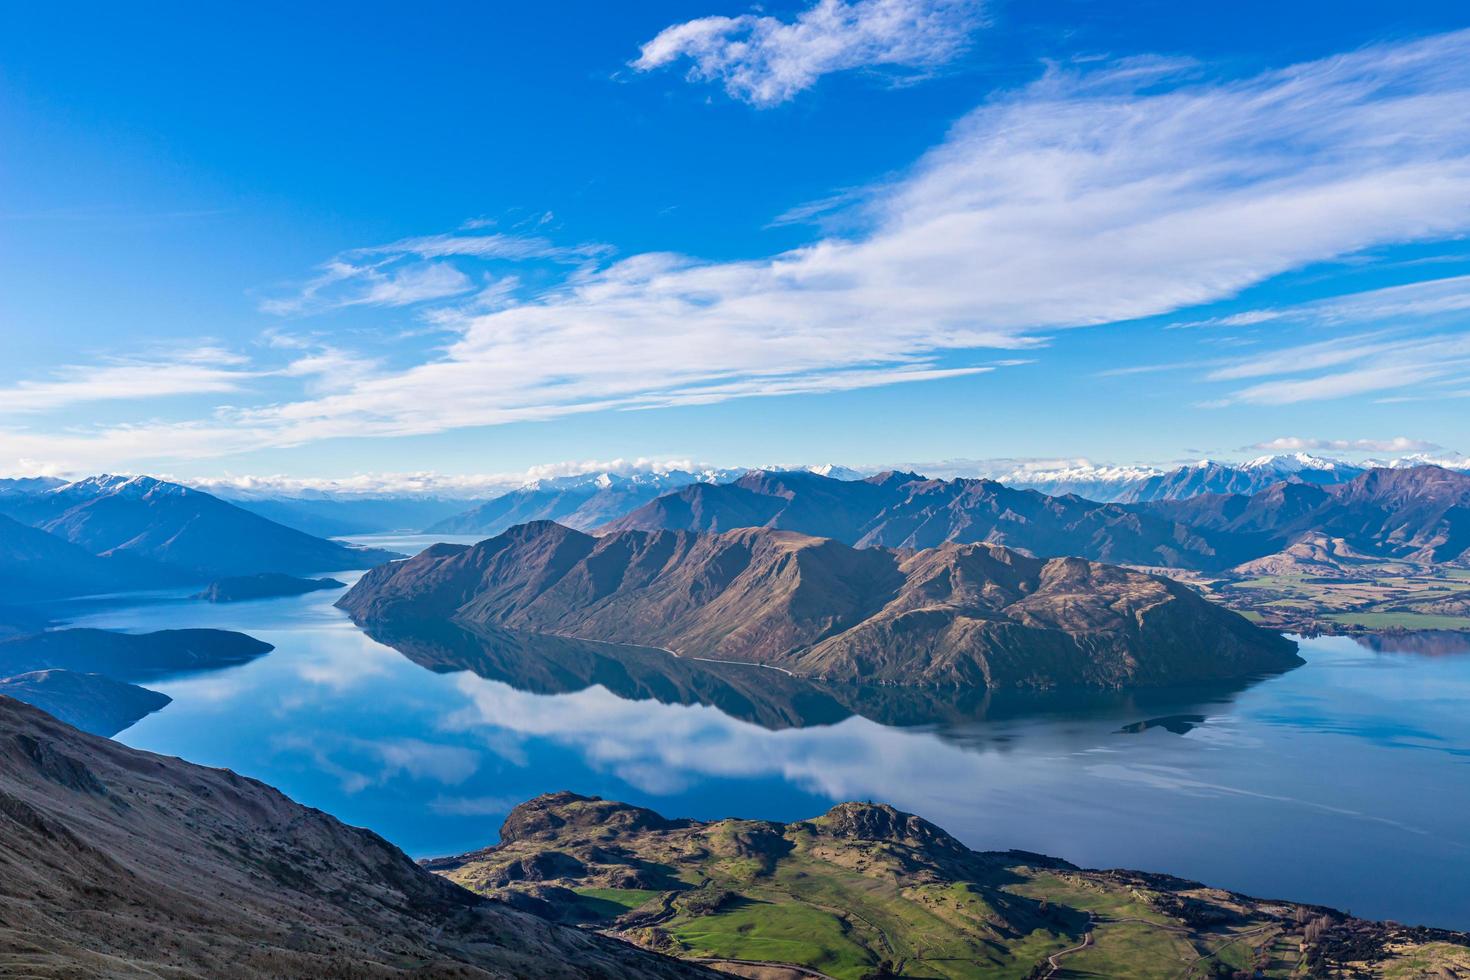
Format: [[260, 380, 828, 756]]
[[259, 231, 609, 316], [0, 347, 257, 413], [1186, 275, 1470, 405], [8, 30, 1470, 471], [1171, 274, 1470, 330], [634, 0, 984, 106], [1196, 330, 1470, 406]]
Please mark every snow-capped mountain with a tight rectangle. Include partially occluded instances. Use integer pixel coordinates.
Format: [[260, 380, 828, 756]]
[[1239, 452, 1364, 479], [1374, 451, 1470, 471]]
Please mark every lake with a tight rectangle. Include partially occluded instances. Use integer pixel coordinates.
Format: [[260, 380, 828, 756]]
[[57, 556, 1470, 931]]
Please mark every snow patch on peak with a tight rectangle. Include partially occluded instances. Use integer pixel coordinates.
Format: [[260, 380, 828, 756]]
[[1242, 452, 1345, 474]]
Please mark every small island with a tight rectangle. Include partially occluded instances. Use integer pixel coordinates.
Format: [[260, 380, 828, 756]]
[[192, 572, 346, 603], [0, 628, 274, 681]]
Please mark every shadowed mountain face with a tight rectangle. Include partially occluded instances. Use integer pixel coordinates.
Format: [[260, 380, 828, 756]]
[[339, 522, 1299, 689], [0, 697, 714, 979], [0, 475, 402, 579], [0, 670, 170, 737], [0, 513, 181, 601], [0, 628, 273, 681], [431, 793, 1470, 979], [606, 465, 1470, 573]]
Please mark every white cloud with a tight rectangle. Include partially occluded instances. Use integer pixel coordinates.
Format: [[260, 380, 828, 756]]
[[184, 457, 736, 498], [634, 0, 983, 106], [1172, 274, 1470, 330], [9, 30, 1470, 470], [259, 231, 607, 316], [1203, 332, 1470, 405], [0, 348, 257, 414]]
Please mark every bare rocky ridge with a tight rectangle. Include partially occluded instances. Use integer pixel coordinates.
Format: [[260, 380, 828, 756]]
[[339, 522, 1300, 689], [0, 696, 716, 979], [605, 464, 1470, 577], [604, 469, 1244, 570]]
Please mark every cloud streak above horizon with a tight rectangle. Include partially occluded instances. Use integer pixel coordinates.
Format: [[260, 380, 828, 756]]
[[6, 29, 1470, 470]]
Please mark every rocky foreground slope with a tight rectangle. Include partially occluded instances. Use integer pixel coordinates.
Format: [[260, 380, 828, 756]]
[[431, 792, 1470, 979], [340, 522, 1299, 689], [0, 696, 714, 979]]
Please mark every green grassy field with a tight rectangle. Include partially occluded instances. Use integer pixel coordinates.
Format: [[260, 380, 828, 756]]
[[1207, 563, 1470, 632]]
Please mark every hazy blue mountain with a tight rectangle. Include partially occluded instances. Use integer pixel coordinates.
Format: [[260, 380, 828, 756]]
[[0, 475, 402, 577], [0, 628, 273, 681], [0, 512, 180, 601], [222, 494, 486, 536], [0, 669, 170, 737], [0, 477, 66, 498], [428, 468, 743, 535], [1118, 454, 1366, 503]]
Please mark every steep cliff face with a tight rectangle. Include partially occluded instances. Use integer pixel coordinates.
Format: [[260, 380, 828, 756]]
[[0, 696, 716, 979], [340, 522, 1300, 689]]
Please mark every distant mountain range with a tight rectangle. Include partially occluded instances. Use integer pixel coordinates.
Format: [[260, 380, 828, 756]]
[[339, 521, 1298, 689], [992, 451, 1470, 501], [602, 465, 1470, 575], [425, 468, 748, 536], [222, 494, 485, 538], [0, 475, 401, 590]]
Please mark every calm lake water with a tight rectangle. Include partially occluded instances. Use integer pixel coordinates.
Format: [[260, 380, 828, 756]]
[[55, 547, 1470, 931]]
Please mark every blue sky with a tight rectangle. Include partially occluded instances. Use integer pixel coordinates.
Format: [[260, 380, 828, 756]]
[[2, 0, 1469, 486]]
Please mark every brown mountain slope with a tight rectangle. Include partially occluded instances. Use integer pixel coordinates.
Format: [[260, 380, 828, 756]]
[[339, 522, 1299, 689], [1149, 465, 1470, 567], [0, 696, 715, 979]]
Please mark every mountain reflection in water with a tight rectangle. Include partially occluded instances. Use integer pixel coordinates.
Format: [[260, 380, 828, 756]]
[[361, 618, 1264, 741], [63, 584, 1470, 933]]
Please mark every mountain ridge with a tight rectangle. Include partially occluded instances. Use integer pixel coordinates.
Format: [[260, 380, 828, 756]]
[[338, 521, 1300, 689], [0, 474, 402, 579]]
